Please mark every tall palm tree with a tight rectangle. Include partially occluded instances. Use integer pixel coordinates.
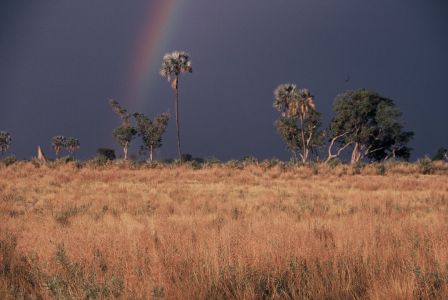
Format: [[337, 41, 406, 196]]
[[273, 84, 320, 163], [160, 51, 192, 161]]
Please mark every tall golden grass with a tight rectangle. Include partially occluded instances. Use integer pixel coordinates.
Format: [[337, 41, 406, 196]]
[[1, 161, 448, 299]]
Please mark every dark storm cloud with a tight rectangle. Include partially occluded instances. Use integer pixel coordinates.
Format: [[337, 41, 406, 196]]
[[1, 0, 447, 160]]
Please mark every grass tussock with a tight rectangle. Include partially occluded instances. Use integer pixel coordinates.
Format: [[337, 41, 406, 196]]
[[0, 162, 448, 299]]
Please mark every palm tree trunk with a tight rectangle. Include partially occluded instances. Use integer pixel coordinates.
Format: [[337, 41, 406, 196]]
[[299, 115, 307, 163], [175, 76, 182, 161], [124, 145, 128, 160], [149, 145, 153, 162]]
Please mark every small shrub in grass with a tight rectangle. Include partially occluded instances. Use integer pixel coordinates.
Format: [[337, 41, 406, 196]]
[[352, 161, 364, 175], [413, 265, 446, 299], [240, 155, 258, 166], [326, 158, 341, 170], [227, 160, 243, 169], [49, 244, 124, 299], [46, 160, 58, 169], [152, 286, 165, 299], [127, 159, 143, 170], [0, 235, 45, 299], [30, 157, 43, 168], [198, 157, 219, 169], [375, 163, 386, 175], [260, 159, 281, 169], [90, 155, 110, 167], [73, 160, 83, 169], [58, 156, 74, 164], [96, 148, 116, 161], [418, 156, 434, 175], [231, 207, 241, 219], [185, 160, 202, 170], [309, 162, 319, 175], [181, 153, 193, 162], [1, 155, 16, 167], [53, 206, 87, 226], [144, 161, 164, 169]]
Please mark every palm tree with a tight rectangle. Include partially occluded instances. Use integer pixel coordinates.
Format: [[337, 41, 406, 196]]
[[0, 131, 12, 156], [273, 84, 320, 163], [51, 135, 66, 159], [160, 51, 193, 161]]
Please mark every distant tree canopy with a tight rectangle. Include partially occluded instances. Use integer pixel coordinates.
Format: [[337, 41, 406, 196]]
[[51, 136, 80, 159], [432, 147, 448, 161], [0, 131, 12, 154], [65, 137, 80, 156], [273, 84, 323, 163], [160, 51, 193, 161], [51, 135, 66, 158], [109, 99, 136, 160], [327, 89, 414, 164], [96, 148, 116, 161], [134, 112, 169, 162], [112, 127, 137, 160]]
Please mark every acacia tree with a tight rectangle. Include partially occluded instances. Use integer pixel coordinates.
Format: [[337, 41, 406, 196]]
[[65, 137, 80, 157], [160, 51, 193, 161], [0, 131, 12, 155], [51, 135, 66, 158], [110, 99, 136, 160], [134, 112, 170, 162], [327, 89, 414, 164], [273, 84, 323, 163]]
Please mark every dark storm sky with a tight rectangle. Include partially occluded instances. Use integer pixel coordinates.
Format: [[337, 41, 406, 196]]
[[1, 0, 447, 161]]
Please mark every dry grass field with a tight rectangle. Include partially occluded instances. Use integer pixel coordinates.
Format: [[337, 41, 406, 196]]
[[1, 161, 448, 299]]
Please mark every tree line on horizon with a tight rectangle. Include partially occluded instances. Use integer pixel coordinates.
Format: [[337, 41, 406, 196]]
[[0, 51, 447, 164]]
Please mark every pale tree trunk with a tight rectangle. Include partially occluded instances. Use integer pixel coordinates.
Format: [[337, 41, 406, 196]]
[[123, 144, 128, 160], [149, 145, 153, 162], [300, 149, 308, 164], [325, 132, 352, 163], [299, 115, 308, 163], [351, 143, 362, 164], [384, 149, 396, 161], [303, 125, 317, 164], [174, 76, 182, 161]]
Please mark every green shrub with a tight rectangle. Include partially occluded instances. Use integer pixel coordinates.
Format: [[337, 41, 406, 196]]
[[30, 158, 43, 168], [53, 206, 88, 226], [181, 153, 193, 162], [226, 160, 243, 169], [240, 156, 258, 166], [90, 156, 111, 167], [1, 155, 17, 167], [431, 147, 447, 161], [58, 156, 74, 163], [49, 244, 124, 299], [185, 160, 202, 170], [96, 148, 116, 161], [418, 157, 434, 175], [326, 158, 341, 170], [73, 160, 84, 169], [352, 161, 364, 175]]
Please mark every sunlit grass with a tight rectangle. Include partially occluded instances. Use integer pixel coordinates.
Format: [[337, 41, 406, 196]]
[[1, 161, 447, 299]]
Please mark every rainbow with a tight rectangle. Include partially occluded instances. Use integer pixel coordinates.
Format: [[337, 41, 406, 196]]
[[125, 0, 184, 110]]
